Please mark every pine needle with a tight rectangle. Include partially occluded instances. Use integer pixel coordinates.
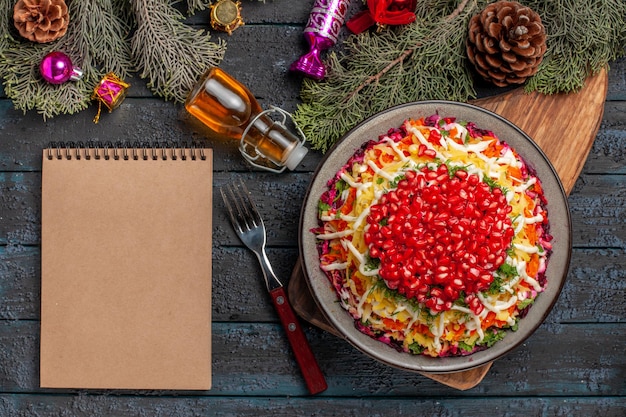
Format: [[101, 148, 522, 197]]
[[0, 0, 133, 118], [130, 0, 226, 103], [186, 0, 210, 14], [294, 0, 483, 152], [0, 0, 13, 53], [294, 0, 626, 153], [0, 0, 226, 117], [524, 0, 626, 94]]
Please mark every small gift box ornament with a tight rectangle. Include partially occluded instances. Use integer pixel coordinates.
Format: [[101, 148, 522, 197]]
[[92, 73, 130, 123]]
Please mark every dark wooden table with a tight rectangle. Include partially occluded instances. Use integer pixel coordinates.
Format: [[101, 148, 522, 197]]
[[1, 1, 625, 415]]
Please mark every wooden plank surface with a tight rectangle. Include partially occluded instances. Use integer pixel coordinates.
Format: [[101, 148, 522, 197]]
[[472, 69, 608, 193], [0, 321, 624, 396], [0, 394, 623, 416], [0, 0, 625, 414]]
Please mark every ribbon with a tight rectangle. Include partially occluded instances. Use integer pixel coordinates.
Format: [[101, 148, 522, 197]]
[[346, 0, 417, 34], [92, 72, 130, 123]]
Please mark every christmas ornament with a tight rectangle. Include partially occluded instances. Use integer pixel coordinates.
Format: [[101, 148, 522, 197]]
[[39, 51, 83, 84], [467, 1, 547, 87], [1, 0, 227, 119], [92, 73, 131, 123], [346, 0, 417, 34], [290, 0, 350, 80], [13, 0, 69, 43], [209, 0, 244, 35]]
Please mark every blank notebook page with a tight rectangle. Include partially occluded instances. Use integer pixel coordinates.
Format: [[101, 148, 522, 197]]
[[40, 147, 213, 390]]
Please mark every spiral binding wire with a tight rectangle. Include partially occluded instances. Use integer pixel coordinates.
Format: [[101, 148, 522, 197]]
[[46, 141, 207, 161]]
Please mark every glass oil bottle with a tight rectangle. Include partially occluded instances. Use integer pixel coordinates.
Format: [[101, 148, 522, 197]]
[[185, 67, 308, 172]]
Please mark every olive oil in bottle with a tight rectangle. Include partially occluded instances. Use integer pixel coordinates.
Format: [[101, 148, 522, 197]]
[[185, 68, 307, 171]]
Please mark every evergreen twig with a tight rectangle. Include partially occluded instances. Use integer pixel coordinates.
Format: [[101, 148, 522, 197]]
[[186, 0, 210, 14], [294, 0, 626, 153], [294, 0, 484, 152], [130, 0, 226, 103], [0, 0, 13, 53], [0, 0, 226, 118], [524, 0, 626, 94], [0, 0, 133, 119], [345, 0, 472, 103]]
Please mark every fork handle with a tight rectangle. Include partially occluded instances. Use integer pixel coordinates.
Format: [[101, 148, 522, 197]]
[[269, 286, 328, 395]]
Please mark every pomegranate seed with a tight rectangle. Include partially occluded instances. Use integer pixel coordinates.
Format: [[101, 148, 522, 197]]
[[365, 166, 513, 311], [423, 149, 437, 159], [430, 287, 443, 298], [444, 285, 457, 300], [452, 278, 464, 289], [432, 220, 447, 228], [435, 272, 449, 283]]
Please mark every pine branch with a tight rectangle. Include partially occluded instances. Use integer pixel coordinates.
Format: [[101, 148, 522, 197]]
[[0, 0, 134, 119], [345, 0, 472, 103], [293, 0, 485, 152], [56, 0, 133, 81], [131, 0, 227, 103], [294, 0, 626, 153], [0, 0, 227, 117], [0, 0, 14, 53], [186, 0, 211, 14], [523, 0, 626, 94]]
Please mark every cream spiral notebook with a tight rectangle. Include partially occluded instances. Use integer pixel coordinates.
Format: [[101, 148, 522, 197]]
[[40, 143, 213, 390]]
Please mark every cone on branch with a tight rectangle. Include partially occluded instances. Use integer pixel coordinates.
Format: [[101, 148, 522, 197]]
[[466, 1, 547, 87], [13, 0, 69, 43]]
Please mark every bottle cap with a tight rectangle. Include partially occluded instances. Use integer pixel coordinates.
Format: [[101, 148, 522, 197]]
[[284, 143, 308, 170]]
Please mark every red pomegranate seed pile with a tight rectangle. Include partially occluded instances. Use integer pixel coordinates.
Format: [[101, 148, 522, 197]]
[[363, 164, 514, 314]]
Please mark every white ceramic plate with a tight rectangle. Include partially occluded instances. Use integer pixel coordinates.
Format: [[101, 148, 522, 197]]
[[299, 101, 572, 373]]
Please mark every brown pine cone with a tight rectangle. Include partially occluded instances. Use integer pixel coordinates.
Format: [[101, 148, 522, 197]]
[[13, 0, 69, 43], [466, 1, 547, 87]]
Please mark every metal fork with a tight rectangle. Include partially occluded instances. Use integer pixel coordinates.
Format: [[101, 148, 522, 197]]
[[220, 180, 327, 395]]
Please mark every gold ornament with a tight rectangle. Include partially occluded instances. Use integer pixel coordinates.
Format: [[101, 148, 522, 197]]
[[209, 0, 244, 35], [91, 73, 130, 123]]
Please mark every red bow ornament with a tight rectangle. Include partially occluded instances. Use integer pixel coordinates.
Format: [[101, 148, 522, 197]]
[[346, 0, 417, 34]]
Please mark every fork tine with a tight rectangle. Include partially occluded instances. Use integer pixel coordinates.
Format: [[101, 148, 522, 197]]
[[235, 180, 263, 227], [220, 185, 242, 233], [220, 179, 264, 233]]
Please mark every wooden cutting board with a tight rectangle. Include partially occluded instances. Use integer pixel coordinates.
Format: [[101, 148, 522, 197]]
[[288, 69, 608, 390]]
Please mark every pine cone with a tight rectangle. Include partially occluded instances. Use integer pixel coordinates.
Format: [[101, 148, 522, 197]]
[[13, 0, 69, 43], [466, 1, 546, 87]]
